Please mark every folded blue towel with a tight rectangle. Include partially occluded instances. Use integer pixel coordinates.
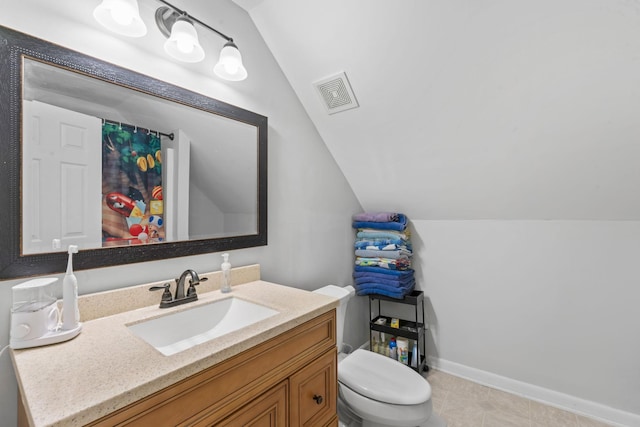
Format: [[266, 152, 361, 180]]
[[353, 276, 415, 287], [354, 239, 412, 251], [355, 249, 412, 259], [355, 280, 414, 292], [354, 269, 414, 279], [352, 214, 407, 231], [354, 276, 414, 287], [355, 288, 410, 299], [355, 257, 411, 270], [356, 230, 410, 240], [354, 266, 415, 277], [352, 212, 400, 222], [354, 281, 415, 299]]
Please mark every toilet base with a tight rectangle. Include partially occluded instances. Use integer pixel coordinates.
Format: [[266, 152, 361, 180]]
[[360, 413, 446, 427], [338, 386, 447, 427], [342, 413, 446, 427], [337, 393, 361, 426]]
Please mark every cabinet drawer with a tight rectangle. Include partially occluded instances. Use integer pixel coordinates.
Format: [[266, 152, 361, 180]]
[[322, 417, 339, 427], [289, 349, 337, 427], [198, 381, 288, 427]]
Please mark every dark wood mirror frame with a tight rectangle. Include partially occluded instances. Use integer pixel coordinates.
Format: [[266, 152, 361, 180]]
[[0, 25, 267, 279]]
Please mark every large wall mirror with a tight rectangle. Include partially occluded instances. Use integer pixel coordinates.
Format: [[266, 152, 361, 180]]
[[0, 25, 267, 279]]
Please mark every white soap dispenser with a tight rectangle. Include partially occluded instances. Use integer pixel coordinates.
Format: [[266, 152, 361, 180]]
[[220, 253, 232, 293], [62, 245, 81, 331]]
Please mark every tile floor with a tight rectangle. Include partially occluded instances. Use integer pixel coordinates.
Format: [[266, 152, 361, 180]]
[[424, 369, 614, 427]]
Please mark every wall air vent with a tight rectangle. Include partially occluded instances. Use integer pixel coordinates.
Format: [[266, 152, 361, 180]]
[[313, 71, 359, 115]]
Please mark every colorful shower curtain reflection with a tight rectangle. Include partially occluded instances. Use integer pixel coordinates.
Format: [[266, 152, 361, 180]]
[[101, 122, 165, 246]]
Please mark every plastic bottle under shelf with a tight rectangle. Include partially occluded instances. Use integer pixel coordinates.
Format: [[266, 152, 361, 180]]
[[411, 342, 418, 368], [389, 338, 397, 360], [397, 337, 409, 365]]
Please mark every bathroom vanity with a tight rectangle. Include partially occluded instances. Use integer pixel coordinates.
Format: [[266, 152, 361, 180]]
[[12, 266, 339, 426], [86, 311, 336, 427]]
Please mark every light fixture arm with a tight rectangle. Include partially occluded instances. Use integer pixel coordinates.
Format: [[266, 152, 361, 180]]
[[157, 0, 233, 43]]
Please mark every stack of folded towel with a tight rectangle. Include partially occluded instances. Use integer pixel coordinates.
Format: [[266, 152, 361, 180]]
[[352, 212, 414, 299]]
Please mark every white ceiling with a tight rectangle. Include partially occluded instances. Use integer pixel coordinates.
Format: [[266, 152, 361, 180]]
[[235, 0, 640, 220]]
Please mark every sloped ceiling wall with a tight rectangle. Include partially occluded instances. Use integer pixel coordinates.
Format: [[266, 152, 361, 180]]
[[235, 0, 640, 220], [235, 0, 640, 421]]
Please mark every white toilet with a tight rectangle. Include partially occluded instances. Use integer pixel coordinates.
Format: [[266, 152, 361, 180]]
[[313, 285, 446, 427]]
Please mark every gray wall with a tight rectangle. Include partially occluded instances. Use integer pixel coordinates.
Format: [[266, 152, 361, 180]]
[[240, 0, 640, 424], [0, 1, 364, 424]]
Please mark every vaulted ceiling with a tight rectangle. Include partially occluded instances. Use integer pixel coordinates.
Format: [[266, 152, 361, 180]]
[[235, 0, 640, 220]]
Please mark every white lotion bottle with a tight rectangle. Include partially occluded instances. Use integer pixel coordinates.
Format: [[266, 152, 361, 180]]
[[62, 245, 80, 330], [220, 253, 232, 293]]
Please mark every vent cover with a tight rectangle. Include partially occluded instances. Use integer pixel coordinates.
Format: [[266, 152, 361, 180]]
[[313, 72, 359, 114]]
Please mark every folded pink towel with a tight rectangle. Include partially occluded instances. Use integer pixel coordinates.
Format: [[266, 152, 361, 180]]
[[352, 212, 399, 222]]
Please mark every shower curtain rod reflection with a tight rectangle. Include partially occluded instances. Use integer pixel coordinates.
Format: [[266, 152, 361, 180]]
[[102, 119, 175, 140]]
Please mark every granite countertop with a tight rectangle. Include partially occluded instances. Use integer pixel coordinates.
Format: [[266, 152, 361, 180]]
[[11, 278, 338, 427]]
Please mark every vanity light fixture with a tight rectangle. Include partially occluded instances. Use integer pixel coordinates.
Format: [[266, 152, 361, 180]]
[[213, 41, 248, 82], [160, 13, 205, 63], [94, 0, 148, 37], [92, 0, 248, 81]]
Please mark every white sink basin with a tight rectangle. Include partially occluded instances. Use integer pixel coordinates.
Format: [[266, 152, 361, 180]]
[[127, 297, 279, 356]]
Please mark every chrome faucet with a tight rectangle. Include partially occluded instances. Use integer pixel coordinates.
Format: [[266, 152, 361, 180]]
[[175, 269, 202, 300], [150, 269, 208, 308]]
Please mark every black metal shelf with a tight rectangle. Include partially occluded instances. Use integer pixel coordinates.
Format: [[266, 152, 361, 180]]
[[370, 315, 423, 341], [369, 290, 424, 305], [368, 290, 428, 373]]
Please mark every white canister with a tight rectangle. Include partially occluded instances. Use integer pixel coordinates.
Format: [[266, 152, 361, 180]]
[[10, 278, 60, 342], [10, 302, 59, 342]]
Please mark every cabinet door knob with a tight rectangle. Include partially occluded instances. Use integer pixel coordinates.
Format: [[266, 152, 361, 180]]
[[313, 394, 323, 404]]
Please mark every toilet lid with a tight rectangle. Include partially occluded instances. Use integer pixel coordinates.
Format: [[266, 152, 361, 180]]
[[338, 349, 431, 405]]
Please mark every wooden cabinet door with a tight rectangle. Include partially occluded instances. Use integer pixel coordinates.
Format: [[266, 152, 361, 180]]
[[289, 349, 337, 427], [196, 381, 288, 427]]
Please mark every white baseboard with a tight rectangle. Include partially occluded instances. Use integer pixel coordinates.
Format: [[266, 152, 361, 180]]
[[429, 357, 640, 427]]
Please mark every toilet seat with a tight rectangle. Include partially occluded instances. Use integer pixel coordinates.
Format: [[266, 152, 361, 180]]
[[338, 349, 431, 405]]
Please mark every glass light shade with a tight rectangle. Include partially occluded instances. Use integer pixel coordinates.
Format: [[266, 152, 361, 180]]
[[93, 0, 147, 37], [164, 19, 205, 63], [214, 42, 248, 81]]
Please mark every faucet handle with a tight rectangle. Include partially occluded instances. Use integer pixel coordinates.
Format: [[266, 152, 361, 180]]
[[150, 283, 173, 304], [186, 277, 207, 298]]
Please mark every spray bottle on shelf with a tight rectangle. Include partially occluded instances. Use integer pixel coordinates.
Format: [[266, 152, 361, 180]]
[[220, 253, 232, 293], [62, 245, 80, 331]]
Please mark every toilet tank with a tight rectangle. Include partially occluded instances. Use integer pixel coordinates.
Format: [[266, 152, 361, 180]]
[[313, 285, 355, 352]]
